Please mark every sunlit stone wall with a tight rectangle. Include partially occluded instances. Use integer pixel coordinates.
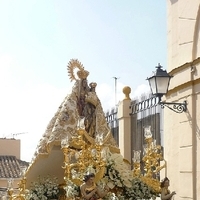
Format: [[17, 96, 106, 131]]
[[166, 1, 200, 199]]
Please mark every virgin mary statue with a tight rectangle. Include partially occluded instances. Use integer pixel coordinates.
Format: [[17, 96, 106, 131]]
[[24, 58, 160, 200], [33, 59, 119, 157], [24, 59, 136, 199]]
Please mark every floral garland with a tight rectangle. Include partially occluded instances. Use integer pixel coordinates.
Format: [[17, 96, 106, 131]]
[[25, 175, 59, 200]]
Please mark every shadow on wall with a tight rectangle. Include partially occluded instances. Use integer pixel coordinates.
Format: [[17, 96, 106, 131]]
[[170, 0, 178, 4], [186, 110, 200, 140]]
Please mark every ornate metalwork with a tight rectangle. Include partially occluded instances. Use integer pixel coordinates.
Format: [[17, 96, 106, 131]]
[[160, 101, 187, 113], [130, 96, 187, 115], [61, 123, 106, 186], [130, 96, 160, 115], [132, 126, 166, 194], [105, 108, 118, 126]]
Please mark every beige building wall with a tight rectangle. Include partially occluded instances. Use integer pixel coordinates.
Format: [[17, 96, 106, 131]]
[[0, 178, 21, 190], [0, 139, 21, 159], [166, 1, 200, 199], [167, 0, 199, 70]]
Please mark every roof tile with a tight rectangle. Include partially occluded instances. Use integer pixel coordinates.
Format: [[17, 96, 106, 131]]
[[0, 156, 29, 178]]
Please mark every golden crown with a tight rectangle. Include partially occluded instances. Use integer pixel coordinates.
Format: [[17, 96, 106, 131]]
[[85, 92, 98, 107], [77, 69, 89, 79], [89, 82, 97, 89]]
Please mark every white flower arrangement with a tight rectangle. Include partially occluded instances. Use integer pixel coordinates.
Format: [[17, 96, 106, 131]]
[[101, 148, 159, 200], [25, 175, 59, 200], [64, 179, 80, 198], [124, 178, 157, 199], [104, 151, 133, 189]]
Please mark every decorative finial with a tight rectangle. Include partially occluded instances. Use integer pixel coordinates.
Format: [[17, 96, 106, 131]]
[[122, 86, 131, 100]]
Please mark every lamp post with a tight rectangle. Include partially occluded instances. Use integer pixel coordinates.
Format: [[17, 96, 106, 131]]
[[147, 63, 172, 102], [130, 64, 187, 114], [146, 63, 187, 113]]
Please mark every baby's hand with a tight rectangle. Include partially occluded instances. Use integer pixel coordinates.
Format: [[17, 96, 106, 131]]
[[172, 191, 176, 195]]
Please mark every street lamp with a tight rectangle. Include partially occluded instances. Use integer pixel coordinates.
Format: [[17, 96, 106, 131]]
[[147, 64, 187, 113]]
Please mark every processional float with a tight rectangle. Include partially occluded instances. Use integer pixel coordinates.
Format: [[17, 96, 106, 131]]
[[6, 59, 166, 200]]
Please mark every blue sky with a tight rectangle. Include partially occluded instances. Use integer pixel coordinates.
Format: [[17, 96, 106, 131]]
[[0, 0, 167, 161]]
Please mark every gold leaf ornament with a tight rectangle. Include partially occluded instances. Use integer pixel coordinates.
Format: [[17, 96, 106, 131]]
[[67, 59, 89, 81], [94, 167, 105, 183]]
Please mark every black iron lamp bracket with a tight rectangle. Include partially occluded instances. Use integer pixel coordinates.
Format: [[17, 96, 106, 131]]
[[159, 100, 187, 113]]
